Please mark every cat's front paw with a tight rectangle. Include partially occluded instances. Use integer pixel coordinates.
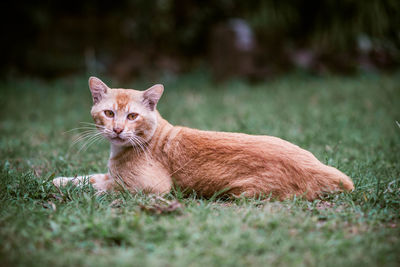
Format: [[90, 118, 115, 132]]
[[52, 177, 75, 188]]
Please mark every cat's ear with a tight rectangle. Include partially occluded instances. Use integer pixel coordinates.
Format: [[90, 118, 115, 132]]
[[88, 76, 109, 104], [143, 84, 164, 111]]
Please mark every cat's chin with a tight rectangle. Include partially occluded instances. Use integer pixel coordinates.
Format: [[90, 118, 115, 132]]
[[109, 137, 129, 146]]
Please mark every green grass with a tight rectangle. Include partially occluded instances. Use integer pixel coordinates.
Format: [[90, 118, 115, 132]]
[[1, 72, 400, 266]]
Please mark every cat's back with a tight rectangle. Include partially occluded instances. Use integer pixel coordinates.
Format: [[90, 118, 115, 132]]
[[173, 126, 312, 159]]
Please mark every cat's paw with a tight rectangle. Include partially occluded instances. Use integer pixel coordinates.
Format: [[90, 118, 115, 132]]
[[52, 177, 76, 188]]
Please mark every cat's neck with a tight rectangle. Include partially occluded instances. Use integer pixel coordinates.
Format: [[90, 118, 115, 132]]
[[110, 144, 128, 159], [150, 111, 174, 148]]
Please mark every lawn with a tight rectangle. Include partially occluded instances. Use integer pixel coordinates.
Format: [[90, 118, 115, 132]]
[[0, 72, 399, 266]]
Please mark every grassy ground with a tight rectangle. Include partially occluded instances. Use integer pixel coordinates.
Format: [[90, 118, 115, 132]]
[[0, 72, 399, 267]]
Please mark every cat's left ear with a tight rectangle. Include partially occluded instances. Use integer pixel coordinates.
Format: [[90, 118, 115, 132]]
[[143, 84, 164, 111], [88, 76, 109, 104]]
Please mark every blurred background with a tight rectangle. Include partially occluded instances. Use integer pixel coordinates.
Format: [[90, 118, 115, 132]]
[[2, 0, 400, 82]]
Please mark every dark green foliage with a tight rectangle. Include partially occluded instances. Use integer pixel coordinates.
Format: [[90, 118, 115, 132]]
[[3, 0, 400, 76]]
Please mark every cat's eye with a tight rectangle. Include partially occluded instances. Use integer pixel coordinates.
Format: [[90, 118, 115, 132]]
[[127, 113, 138, 121], [104, 110, 114, 118]]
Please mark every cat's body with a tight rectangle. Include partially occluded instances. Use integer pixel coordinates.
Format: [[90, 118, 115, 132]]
[[53, 77, 354, 200]]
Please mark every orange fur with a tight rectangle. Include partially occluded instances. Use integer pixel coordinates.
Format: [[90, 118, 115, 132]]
[[53, 77, 354, 200], [115, 92, 129, 110]]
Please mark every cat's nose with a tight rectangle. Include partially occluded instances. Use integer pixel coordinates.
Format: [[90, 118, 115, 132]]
[[113, 127, 123, 134]]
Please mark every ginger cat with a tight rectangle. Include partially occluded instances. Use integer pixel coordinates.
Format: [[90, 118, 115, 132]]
[[53, 77, 354, 200]]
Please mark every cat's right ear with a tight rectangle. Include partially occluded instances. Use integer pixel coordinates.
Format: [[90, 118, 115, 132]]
[[143, 84, 164, 111], [88, 77, 109, 104]]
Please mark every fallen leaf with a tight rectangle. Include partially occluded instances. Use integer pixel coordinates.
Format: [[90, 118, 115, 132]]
[[43, 201, 57, 211]]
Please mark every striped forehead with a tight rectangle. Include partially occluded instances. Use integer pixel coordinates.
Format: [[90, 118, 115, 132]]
[[115, 92, 130, 110], [108, 89, 144, 112]]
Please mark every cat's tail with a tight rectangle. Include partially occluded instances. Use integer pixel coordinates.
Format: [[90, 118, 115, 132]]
[[324, 165, 354, 192], [302, 163, 354, 200], [303, 166, 354, 200]]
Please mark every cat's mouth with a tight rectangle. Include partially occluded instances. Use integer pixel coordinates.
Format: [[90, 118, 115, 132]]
[[111, 136, 126, 143]]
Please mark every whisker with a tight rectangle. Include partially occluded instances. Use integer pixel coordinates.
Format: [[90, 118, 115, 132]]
[[127, 136, 149, 161], [71, 129, 105, 150], [77, 133, 105, 153], [71, 129, 99, 136], [70, 130, 102, 146], [64, 122, 106, 133], [127, 138, 140, 156], [131, 135, 151, 162], [79, 122, 104, 126], [64, 126, 100, 132], [76, 134, 101, 151], [67, 132, 100, 154], [130, 137, 146, 158]]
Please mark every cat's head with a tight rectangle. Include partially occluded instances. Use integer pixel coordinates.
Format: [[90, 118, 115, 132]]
[[88, 77, 163, 147]]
